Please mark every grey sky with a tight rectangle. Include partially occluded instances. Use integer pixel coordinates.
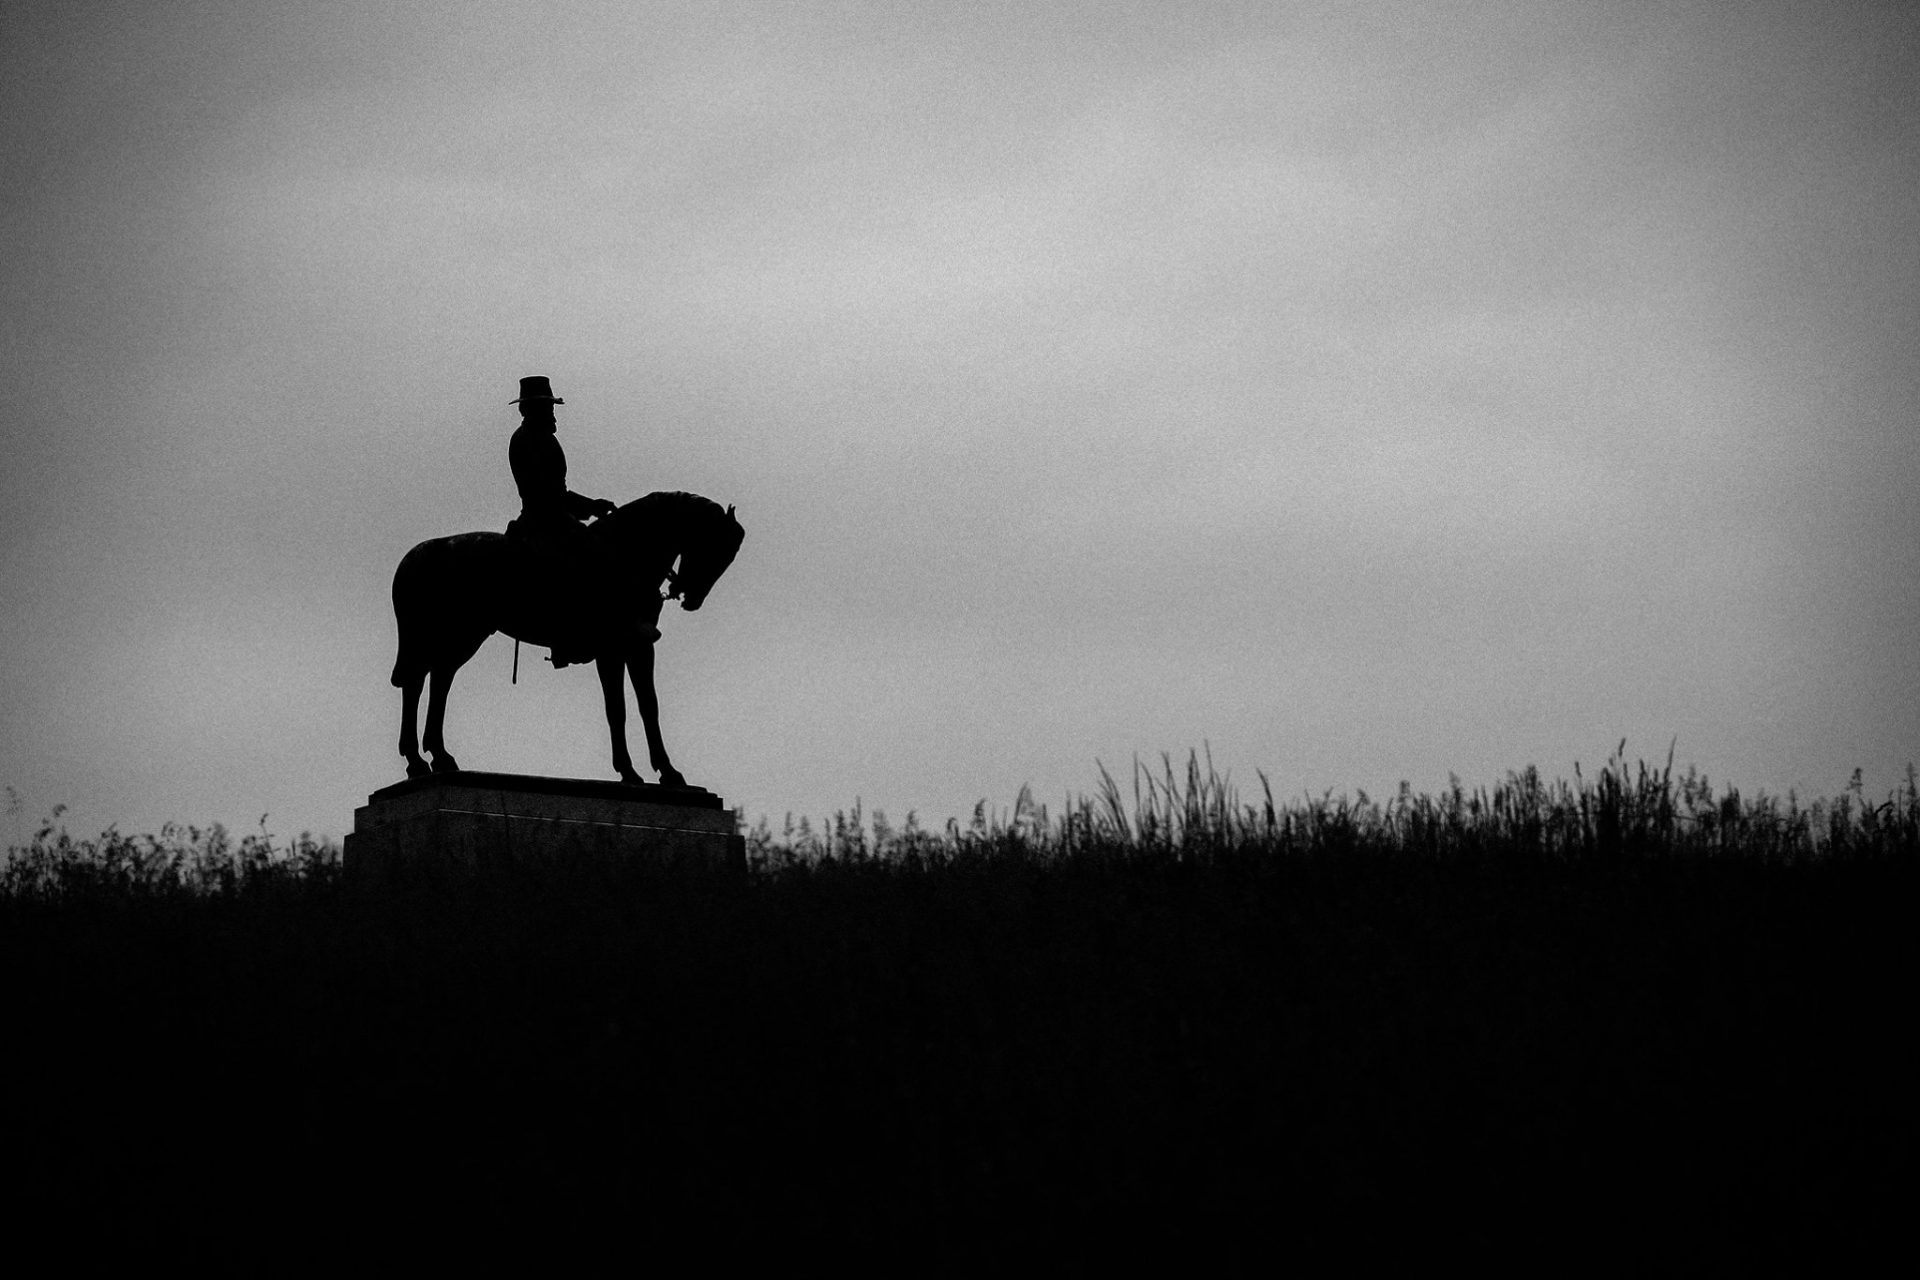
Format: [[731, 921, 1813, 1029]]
[[3, 1, 1915, 839]]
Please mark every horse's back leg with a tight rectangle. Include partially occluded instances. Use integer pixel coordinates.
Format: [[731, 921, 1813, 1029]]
[[423, 631, 490, 774], [423, 662, 463, 774], [399, 670, 429, 778], [391, 551, 439, 779]]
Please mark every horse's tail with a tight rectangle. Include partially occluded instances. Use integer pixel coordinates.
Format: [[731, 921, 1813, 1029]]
[[390, 633, 432, 687], [390, 594, 421, 687]]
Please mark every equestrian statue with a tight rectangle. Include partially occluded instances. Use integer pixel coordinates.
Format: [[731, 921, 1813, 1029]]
[[389, 376, 745, 788]]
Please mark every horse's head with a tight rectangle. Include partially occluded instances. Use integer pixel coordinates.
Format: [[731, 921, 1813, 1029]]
[[666, 501, 745, 612], [601, 492, 746, 612]]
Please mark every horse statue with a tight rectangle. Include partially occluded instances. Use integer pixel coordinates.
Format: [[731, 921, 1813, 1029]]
[[390, 490, 744, 788]]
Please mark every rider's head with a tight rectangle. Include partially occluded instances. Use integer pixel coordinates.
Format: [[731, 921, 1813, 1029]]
[[511, 375, 563, 425]]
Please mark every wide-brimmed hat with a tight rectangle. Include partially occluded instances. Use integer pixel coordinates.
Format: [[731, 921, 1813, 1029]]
[[510, 375, 564, 405]]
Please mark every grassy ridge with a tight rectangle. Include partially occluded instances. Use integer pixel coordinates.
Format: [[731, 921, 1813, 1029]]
[[3, 752, 1914, 1268]]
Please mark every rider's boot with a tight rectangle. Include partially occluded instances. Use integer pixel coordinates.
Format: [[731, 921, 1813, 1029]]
[[548, 634, 595, 668], [548, 603, 602, 669]]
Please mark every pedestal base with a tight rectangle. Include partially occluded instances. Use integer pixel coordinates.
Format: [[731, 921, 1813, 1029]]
[[343, 771, 744, 881]]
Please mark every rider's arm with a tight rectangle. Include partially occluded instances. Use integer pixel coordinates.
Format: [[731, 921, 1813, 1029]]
[[564, 490, 616, 521]]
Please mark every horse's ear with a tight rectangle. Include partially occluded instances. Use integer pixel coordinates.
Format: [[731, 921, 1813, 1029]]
[[727, 504, 735, 518]]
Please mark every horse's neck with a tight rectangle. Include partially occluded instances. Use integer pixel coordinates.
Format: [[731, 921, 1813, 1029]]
[[600, 507, 678, 583]]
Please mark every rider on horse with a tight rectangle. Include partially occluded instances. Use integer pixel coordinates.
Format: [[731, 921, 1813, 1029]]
[[506, 375, 617, 667]]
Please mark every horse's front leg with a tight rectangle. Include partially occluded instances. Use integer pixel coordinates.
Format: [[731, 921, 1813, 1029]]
[[597, 654, 644, 785], [627, 638, 686, 789]]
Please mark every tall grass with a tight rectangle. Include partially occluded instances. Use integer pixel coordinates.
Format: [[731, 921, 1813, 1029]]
[[746, 744, 1920, 870], [8, 747, 1911, 899], [4, 751, 1912, 1265], [1, 806, 339, 900]]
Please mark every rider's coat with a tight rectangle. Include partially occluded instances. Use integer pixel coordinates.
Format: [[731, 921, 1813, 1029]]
[[509, 417, 603, 530], [506, 415, 609, 663]]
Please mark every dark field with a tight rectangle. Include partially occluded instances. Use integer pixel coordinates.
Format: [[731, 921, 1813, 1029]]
[[4, 755, 1913, 1269]]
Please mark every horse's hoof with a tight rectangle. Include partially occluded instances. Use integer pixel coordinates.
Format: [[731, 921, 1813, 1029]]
[[406, 759, 432, 779], [658, 767, 687, 789], [616, 770, 645, 787], [431, 755, 461, 774]]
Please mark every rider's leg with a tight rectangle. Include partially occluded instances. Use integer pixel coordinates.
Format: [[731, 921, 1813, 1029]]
[[548, 528, 603, 668]]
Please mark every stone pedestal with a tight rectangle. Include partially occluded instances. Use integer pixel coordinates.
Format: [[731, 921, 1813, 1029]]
[[343, 771, 744, 881]]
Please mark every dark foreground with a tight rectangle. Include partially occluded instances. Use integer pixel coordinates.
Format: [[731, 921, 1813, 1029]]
[[4, 760, 1914, 1269]]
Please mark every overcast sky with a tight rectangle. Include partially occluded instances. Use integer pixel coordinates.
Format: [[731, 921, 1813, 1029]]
[[3, 0, 1915, 842]]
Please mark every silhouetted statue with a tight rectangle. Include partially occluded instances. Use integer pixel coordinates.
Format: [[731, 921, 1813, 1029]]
[[389, 379, 745, 787]]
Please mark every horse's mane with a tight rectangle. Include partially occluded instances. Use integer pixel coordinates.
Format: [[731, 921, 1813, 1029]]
[[596, 490, 741, 548], [617, 490, 726, 523]]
